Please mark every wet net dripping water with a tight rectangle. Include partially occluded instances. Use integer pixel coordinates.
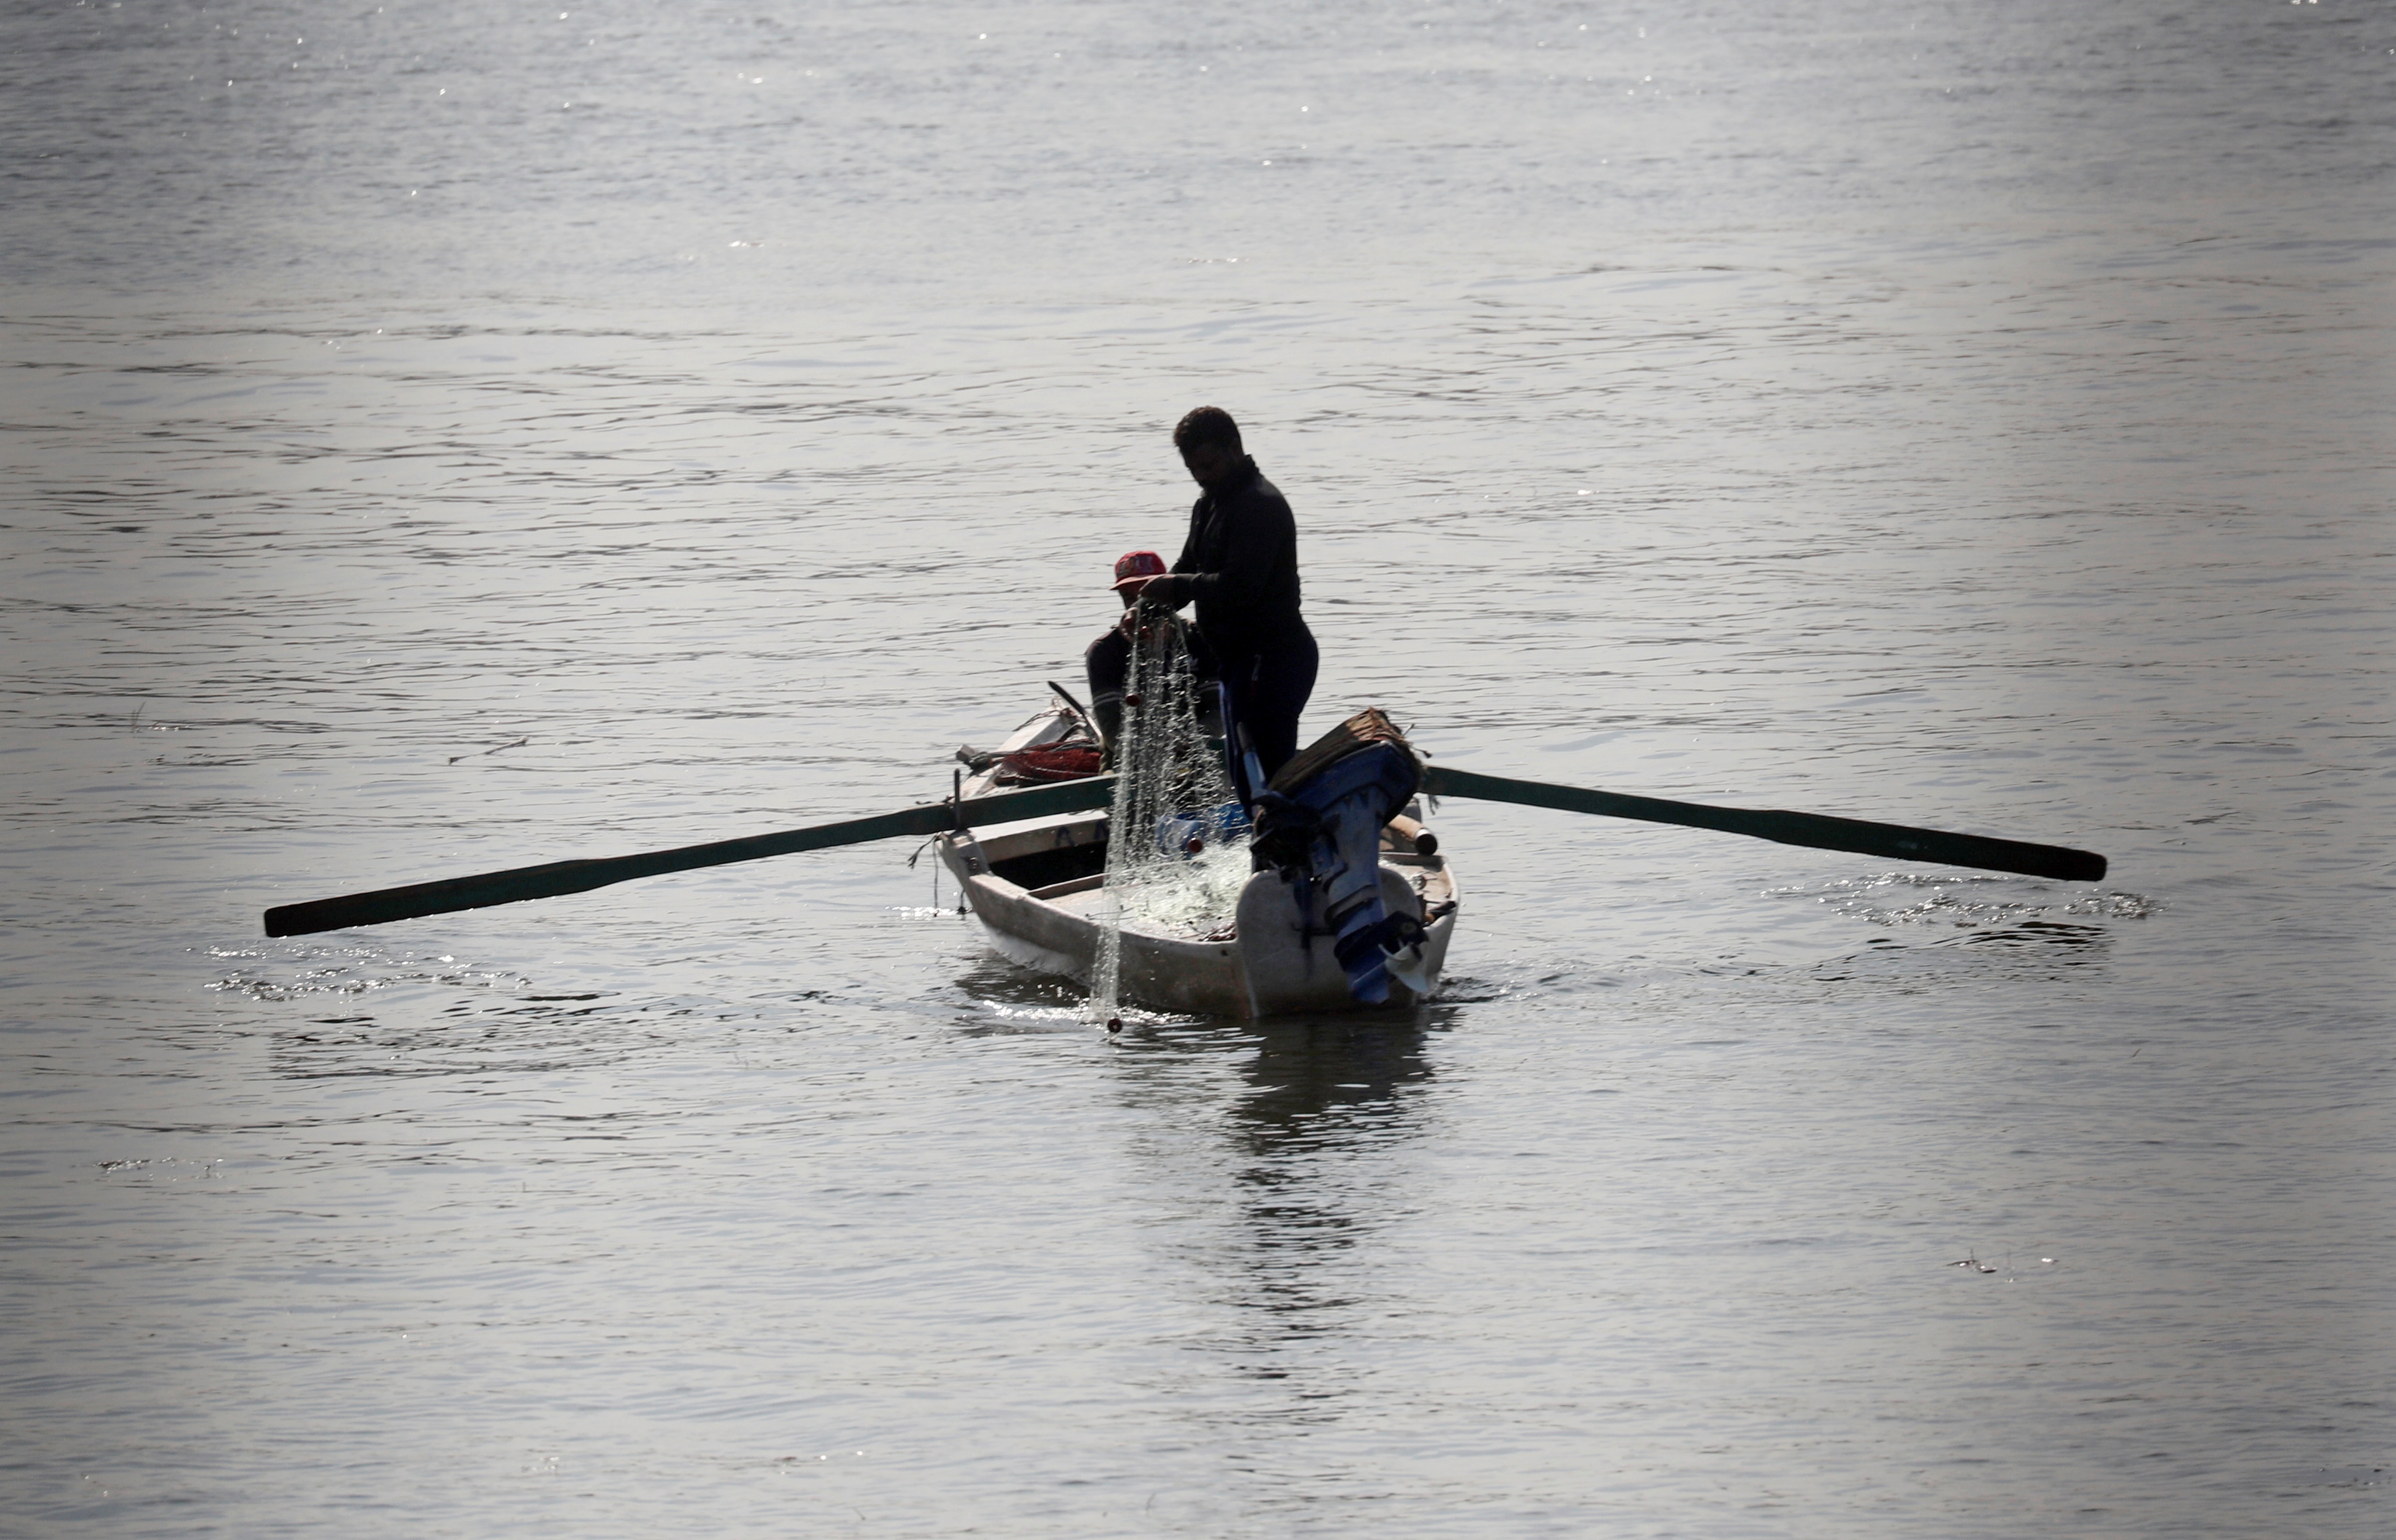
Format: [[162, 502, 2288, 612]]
[[1089, 611, 1252, 1030]]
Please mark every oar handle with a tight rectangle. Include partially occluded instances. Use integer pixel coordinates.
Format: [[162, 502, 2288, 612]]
[[1422, 765, 2106, 882], [264, 774, 1117, 937]]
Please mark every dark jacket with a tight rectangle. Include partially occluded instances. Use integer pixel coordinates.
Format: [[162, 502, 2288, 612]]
[[1169, 457, 1307, 663]]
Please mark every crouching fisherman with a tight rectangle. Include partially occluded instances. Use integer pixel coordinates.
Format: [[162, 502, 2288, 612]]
[[1085, 550, 1218, 766]]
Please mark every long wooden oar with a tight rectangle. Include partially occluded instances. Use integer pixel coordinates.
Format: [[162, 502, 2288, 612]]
[[1423, 765, 2106, 882], [263, 774, 1118, 937], [265, 758, 2104, 939]]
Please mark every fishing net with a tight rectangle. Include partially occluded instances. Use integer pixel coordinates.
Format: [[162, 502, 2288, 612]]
[[1089, 614, 1251, 1026]]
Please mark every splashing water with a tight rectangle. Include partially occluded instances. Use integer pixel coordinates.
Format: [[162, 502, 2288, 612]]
[[1088, 613, 1251, 1028], [1778, 871, 2163, 931]]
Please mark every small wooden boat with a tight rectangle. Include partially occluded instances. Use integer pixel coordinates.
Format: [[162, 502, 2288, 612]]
[[935, 701, 1460, 1018]]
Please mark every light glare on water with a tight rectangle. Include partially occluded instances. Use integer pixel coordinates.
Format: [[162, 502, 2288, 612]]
[[0, 0, 2389, 1536]]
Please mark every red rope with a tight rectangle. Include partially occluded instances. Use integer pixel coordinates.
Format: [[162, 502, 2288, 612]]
[[996, 744, 1102, 782]]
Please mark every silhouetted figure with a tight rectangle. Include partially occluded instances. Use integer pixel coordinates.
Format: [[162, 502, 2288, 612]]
[[1134, 407, 1318, 803]]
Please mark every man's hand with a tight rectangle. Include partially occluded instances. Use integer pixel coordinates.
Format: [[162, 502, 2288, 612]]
[[1137, 574, 1188, 610]]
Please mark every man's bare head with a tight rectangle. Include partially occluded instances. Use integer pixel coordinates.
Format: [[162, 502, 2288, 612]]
[[1173, 406, 1244, 490]]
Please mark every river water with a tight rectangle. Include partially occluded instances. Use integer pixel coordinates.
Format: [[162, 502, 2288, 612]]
[[3, 1, 2390, 1534]]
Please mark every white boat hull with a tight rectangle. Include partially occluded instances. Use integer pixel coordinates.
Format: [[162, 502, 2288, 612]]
[[936, 812, 1459, 1019]]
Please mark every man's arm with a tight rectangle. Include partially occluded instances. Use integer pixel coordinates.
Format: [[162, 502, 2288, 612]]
[[1169, 500, 1204, 575], [1149, 501, 1205, 607], [1148, 492, 1288, 613]]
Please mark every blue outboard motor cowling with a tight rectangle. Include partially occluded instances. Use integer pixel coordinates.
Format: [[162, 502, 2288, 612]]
[[1250, 711, 1425, 1004]]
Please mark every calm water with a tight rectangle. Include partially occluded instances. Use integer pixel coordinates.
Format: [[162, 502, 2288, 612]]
[[4, 1, 2391, 1534]]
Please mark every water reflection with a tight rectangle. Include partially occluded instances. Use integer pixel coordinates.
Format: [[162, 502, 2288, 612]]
[[956, 946, 1447, 1410], [260, 995, 651, 1081], [1216, 1011, 1438, 1159], [1116, 1010, 1440, 1425], [1799, 919, 2121, 993]]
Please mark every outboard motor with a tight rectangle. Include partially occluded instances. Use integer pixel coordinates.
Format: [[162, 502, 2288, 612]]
[[1249, 709, 1431, 1004]]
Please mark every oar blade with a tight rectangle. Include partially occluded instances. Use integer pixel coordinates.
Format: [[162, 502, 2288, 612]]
[[1737, 807, 2106, 882], [266, 855, 656, 937], [264, 773, 1117, 937], [1423, 764, 2106, 882]]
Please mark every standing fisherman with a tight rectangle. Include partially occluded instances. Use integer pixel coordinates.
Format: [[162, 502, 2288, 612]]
[[1134, 406, 1318, 805]]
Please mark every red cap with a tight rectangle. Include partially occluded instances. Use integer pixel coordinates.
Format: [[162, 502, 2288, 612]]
[[1112, 550, 1168, 593]]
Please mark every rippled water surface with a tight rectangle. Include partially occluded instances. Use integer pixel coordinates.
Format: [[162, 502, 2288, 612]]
[[4, 1, 2391, 1534]]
